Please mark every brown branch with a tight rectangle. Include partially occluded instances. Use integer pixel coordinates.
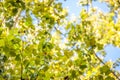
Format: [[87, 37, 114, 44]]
[[13, 8, 22, 28], [54, 26, 65, 35], [87, 0, 89, 12], [94, 53, 120, 80], [48, 0, 54, 7]]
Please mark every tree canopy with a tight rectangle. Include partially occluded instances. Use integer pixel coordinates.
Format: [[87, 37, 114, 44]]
[[0, 0, 120, 80]]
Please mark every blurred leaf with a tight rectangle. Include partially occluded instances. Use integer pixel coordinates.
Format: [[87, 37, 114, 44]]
[[15, 54, 21, 61], [100, 65, 111, 75], [80, 65, 87, 70], [105, 76, 115, 80]]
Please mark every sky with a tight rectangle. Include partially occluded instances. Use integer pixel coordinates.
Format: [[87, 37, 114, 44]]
[[59, 0, 120, 70]]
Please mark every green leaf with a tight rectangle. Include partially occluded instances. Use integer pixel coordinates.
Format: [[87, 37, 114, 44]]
[[100, 65, 111, 75], [70, 70, 77, 78], [9, 50, 16, 56], [95, 75, 103, 80], [105, 76, 115, 80], [0, 39, 5, 47], [80, 65, 87, 70], [15, 54, 21, 61]]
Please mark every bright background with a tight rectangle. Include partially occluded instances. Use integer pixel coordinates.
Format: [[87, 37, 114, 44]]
[[59, 0, 120, 70]]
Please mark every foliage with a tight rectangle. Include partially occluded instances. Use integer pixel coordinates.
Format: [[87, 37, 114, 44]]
[[0, 0, 120, 80]]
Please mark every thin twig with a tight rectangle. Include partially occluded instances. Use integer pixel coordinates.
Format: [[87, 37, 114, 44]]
[[13, 8, 22, 28], [54, 26, 67, 36], [87, 0, 89, 12]]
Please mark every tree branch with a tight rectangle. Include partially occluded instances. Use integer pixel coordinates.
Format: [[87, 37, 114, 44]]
[[48, 0, 54, 7], [13, 8, 22, 28], [54, 26, 67, 36], [94, 53, 120, 80]]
